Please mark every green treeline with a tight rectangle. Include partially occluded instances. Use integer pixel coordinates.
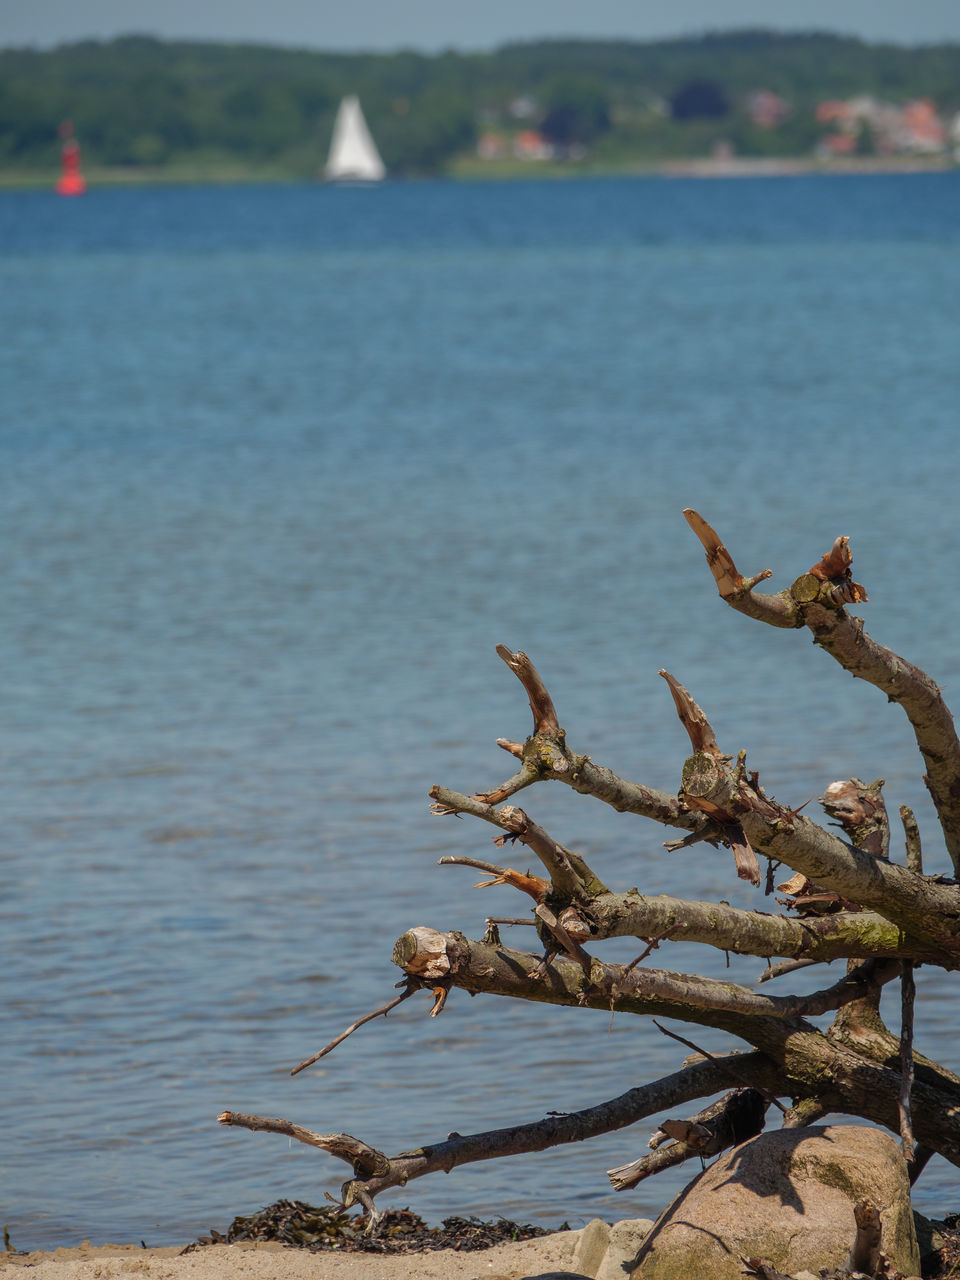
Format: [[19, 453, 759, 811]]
[[2, 30, 959, 178]]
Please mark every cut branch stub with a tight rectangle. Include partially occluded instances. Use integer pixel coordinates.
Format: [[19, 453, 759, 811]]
[[683, 508, 782, 614], [681, 751, 724, 798], [683, 509, 746, 598], [679, 748, 762, 886], [900, 804, 923, 874], [808, 534, 868, 605], [792, 537, 866, 607], [661, 670, 723, 759], [392, 927, 454, 979], [495, 645, 560, 737], [820, 778, 889, 858]]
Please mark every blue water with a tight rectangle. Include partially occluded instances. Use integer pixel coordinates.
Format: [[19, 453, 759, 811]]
[[2, 173, 959, 1250]]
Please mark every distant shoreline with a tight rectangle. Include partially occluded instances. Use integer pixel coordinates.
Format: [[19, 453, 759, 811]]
[[0, 154, 953, 191]]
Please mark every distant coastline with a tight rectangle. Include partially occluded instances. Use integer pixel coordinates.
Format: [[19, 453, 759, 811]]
[[0, 153, 953, 190]]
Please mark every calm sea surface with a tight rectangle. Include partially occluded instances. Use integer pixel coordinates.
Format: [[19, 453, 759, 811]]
[[2, 173, 959, 1248]]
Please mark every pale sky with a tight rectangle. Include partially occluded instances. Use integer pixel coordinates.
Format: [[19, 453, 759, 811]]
[[3, 0, 960, 52]]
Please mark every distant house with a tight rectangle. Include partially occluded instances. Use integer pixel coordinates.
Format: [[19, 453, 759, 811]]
[[815, 95, 946, 156], [896, 99, 946, 152], [513, 130, 554, 160]]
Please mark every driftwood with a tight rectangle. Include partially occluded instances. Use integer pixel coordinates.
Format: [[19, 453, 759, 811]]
[[220, 512, 960, 1229]]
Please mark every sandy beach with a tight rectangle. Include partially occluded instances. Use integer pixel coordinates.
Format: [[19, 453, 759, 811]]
[[1, 1231, 588, 1280]]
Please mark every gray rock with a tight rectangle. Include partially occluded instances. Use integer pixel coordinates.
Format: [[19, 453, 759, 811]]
[[595, 1218, 655, 1280], [571, 1218, 611, 1278], [633, 1124, 920, 1280], [519, 1274, 593, 1280], [914, 1209, 946, 1266]]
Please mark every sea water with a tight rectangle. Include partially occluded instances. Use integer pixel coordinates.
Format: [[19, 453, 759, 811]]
[[1, 172, 959, 1248]]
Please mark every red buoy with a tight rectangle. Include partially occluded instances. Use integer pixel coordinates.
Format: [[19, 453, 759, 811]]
[[56, 120, 87, 196]]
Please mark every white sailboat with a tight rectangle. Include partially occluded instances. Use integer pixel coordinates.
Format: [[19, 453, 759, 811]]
[[325, 95, 386, 182]]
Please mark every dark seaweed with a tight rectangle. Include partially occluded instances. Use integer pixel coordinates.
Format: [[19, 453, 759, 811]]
[[183, 1200, 560, 1255]]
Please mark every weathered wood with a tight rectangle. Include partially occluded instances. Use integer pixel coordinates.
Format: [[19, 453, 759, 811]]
[[608, 1088, 768, 1189], [684, 510, 960, 871], [847, 1198, 883, 1276], [820, 778, 889, 858], [217, 1112, 391, 1179], [494, 644, 560, 736], [219, 513, 960, 1221]]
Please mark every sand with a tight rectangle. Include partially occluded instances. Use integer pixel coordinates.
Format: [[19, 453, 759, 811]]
[[0, 1231, 587, 1280]]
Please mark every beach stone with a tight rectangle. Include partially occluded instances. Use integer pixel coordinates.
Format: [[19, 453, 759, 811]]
[[519, 1274, 592, 1280], [570, 1218, 611, 1277], [595, 1218, 655, 1279], [633, 1124, 919, 1280]]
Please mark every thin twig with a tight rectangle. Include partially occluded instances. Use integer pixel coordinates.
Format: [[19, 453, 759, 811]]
[[438, 855, 507, 876], [289, 983, 420, 1076], [757, 957, 822, 984], [652, 1019, 787, 1112], [621, 926, 682, 975], [607, 933, 679, 1032]]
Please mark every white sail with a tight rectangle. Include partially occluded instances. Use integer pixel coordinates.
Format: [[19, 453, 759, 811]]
[[325, 96, 386, 182]]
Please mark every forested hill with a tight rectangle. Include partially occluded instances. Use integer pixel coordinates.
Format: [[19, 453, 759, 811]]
[[2, 30, 960, 177]]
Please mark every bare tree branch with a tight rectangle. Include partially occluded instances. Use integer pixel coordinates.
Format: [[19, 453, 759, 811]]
[[495, 645, 560, 736], [217, 1113, 391, 1178], [391, 932, 900, 1035], [430, 786, 605, 897], [221, 512, 960, 1220], [685, 509, 960, 873], [587, 878, 948, 967], [683, 508, 796, 626], [659, 670, 724, 759], [346, 1052, 780, 1205], [608, 1087, 768, 1189], [758, 958, 821, 983]]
